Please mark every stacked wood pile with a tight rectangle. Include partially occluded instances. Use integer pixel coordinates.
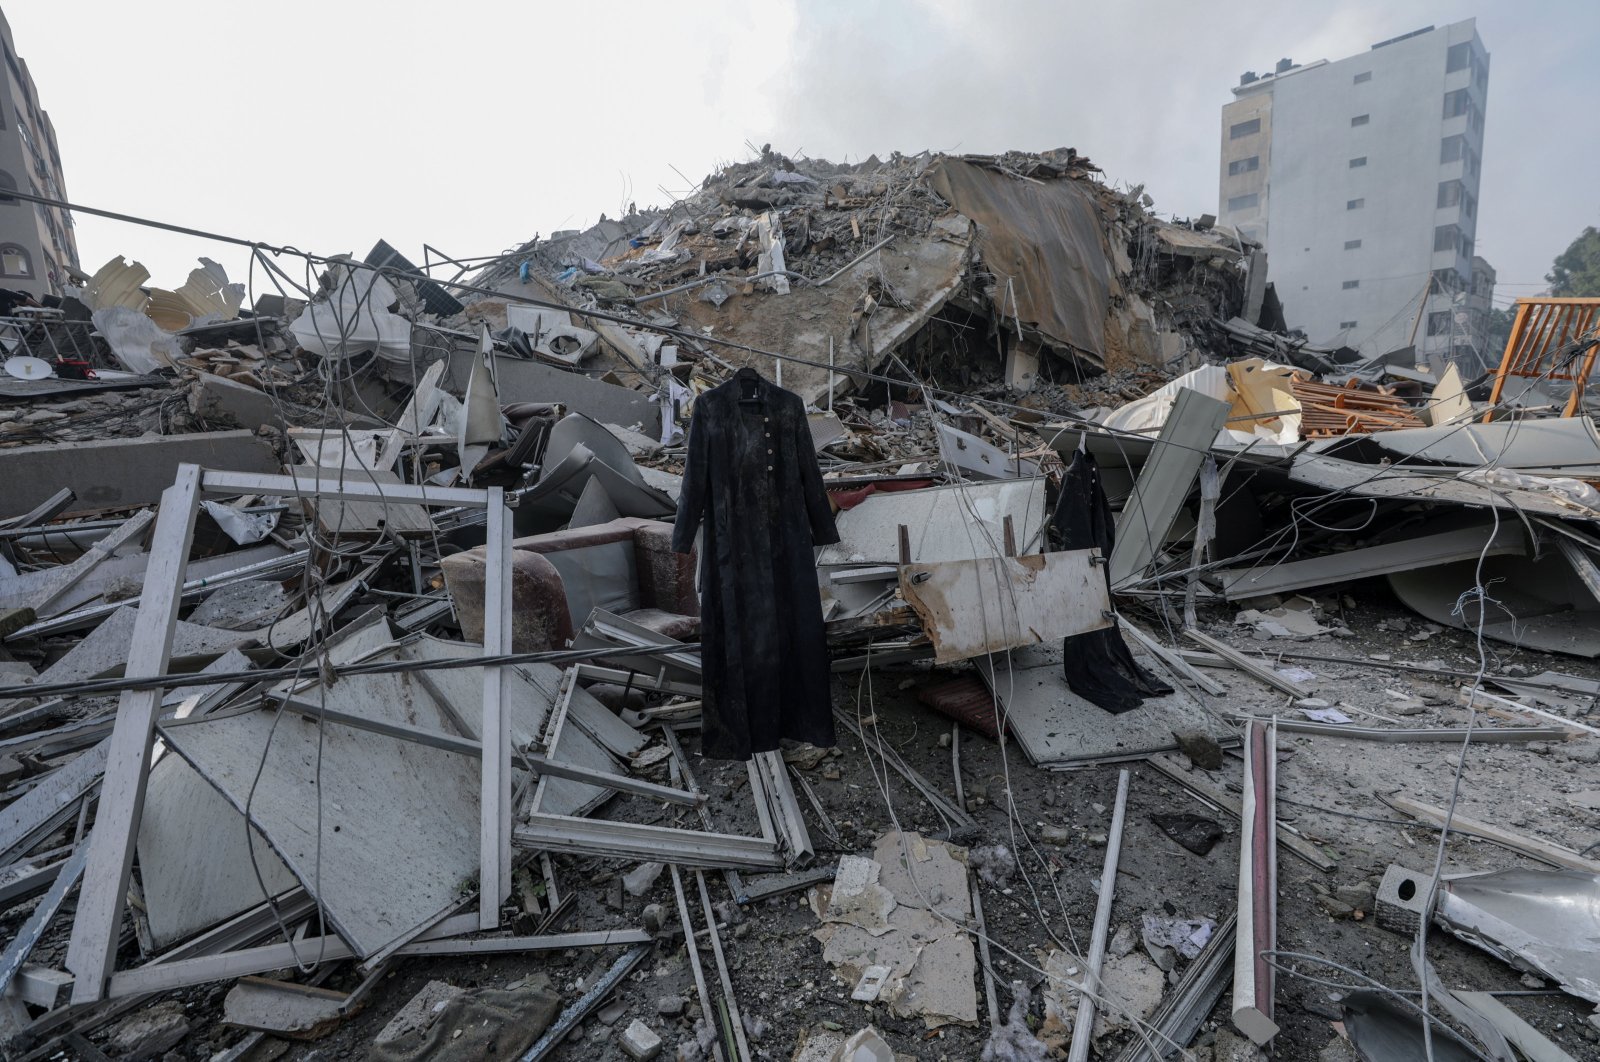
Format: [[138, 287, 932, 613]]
[[1291, 377, 1426, 438]]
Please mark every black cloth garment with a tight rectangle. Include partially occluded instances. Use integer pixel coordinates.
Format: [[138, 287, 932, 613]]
[[1051, 450, 1171, 714], [672, 367, 840, 760]]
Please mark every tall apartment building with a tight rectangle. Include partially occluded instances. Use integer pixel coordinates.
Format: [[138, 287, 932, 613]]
[[1218, 20, 1492, 373], [0, 8, 77, 300]]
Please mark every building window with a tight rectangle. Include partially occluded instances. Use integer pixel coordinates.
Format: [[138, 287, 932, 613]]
[[1349, 156, 1367, 168], [1342, 280, 1360, 290], [1351, 114, 1370, 127], [0, 169, 15, 205], [1227, 193, 1260, 211], [1443, 89, 1471, 119], [1340, 320, 1358, 329], [1440, 135, 1465, 162], [0, 243, 31, 277], [1427, 310, 1451, 336], [1229, 118, 1261, 139], [1353, 71, 1372, 84], [1347, 198, 1365, 210], [1446, 42, 1471, 73], [1434, 224, 1462, 253], [1437, 180, 1463, 208], [1344, 239, 1362, 250], [1433, 268, 1464, 292], [1228, 155, 1260, 176]]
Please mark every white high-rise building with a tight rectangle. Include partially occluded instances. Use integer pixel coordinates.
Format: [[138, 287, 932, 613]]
[[0, 8, 77, 300], [1218, 20, 1492, 373]]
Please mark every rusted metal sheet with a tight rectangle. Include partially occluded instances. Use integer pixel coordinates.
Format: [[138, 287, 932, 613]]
[[898, 549, 1110, 664]]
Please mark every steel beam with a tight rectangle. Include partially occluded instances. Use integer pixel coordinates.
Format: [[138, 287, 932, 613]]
[[106, 914, 481, 997], [753, 750, 813, 868], [481, 489, 513, 929], [200, 469, 487, 507], [64, 464, 201, 1004]]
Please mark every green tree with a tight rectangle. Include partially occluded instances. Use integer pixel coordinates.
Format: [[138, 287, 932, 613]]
[[1547, 226, 1600, 296], [1482, 306, 1514, 361]]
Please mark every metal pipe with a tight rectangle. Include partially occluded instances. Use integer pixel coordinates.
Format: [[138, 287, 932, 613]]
[[1067, 769, 1130, 1062], [1231, 719, 1280, 1045]]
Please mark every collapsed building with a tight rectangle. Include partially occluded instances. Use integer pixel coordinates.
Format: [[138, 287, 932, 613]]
[[0, 145, 1597, 1062]]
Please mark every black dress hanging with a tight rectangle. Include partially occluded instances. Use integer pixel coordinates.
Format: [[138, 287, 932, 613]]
[[672, 368, 840, 760], [1051, 450, 1172, 714]]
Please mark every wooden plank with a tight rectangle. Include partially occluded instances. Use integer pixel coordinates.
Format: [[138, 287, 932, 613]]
[[1384, 794, 1600, 873], [899, 550, 1111, 663], [1183, 628, 1311, 698], [64, 464, 202, 1004], [1109, 388, 1229, 588]]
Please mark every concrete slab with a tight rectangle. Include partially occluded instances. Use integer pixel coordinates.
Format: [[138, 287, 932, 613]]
[[974, 642, 1226, 766], [446, 352, 660, 437], [0, 431, 280, 520], [34, 605, 257, 689]]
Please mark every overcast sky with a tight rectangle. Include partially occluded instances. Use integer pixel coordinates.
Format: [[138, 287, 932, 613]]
[[8, 1, 1596, 308]]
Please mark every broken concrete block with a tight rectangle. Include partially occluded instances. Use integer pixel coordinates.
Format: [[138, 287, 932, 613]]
[[815, 833, 977, 1028], [823, 855, 897, 934], [223, 976, 348, 1040], [373, 980, 465, 1045], [0, 431, 279, 520], [105, 999, 190, 1061], [189, 372, 283, 429], [1038, 948, 1164, 1047], [1375, 864, 1430, 936], [831, 1026, 893, 1061], [619, 1018, 663, 1060], [623, 861, 666, 897]]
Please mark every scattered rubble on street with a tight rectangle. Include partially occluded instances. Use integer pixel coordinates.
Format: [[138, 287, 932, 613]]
[[1, 142, 1598, 1062]]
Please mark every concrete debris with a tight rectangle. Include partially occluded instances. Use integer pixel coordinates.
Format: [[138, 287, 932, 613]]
[[980, 982, 1051, 1061], [103, 999, 190, 1061], [813, 832, 978, 1028], [1037, 947, 1164, 1048], [0, 135, 1596, 1062], [619, 1018, 663, 1060]]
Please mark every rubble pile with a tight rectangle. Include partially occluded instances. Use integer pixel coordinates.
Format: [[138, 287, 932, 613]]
[[0, 140, 1598, 1062]]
